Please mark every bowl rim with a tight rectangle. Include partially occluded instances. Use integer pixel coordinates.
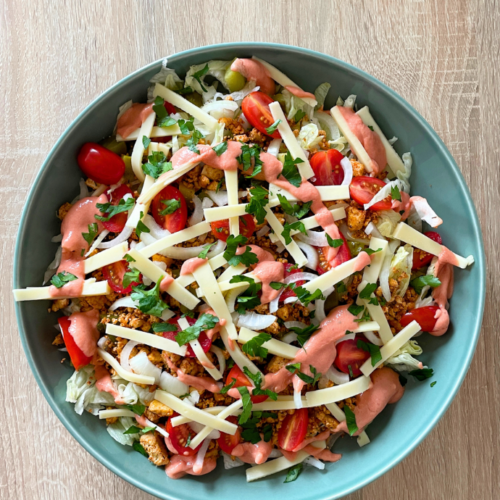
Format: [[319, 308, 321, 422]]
[[13, 42, 486, 500]]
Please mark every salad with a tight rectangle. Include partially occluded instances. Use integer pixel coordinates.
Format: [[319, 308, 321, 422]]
[[14, 56, 474, 483]]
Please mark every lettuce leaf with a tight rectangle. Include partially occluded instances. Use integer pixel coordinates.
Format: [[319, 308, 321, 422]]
[[107, 416, 140, 446], [386, 340, 423, 372], [375, 210, 401, 238], [314, 82, 331, 111], [185, 60, 231, 95], [297, 123, 323, 150], [389, 244, 414, 296]]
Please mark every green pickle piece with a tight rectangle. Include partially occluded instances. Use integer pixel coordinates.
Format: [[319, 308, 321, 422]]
[[347, 241, 366, 257], [183, 92, 203, 107], [101, 136, 127, 155], [224, 66, 246, 93]]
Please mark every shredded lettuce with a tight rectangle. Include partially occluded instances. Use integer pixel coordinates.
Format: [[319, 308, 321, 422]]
[[213, 81, 258, 103], [313, 111, 341, 142], [275, 89, 311, 121], [397, 152, 412, 193], [343, 94, 357, 109], [297, 123, 323, 150], [386, 340, 424, 372], [202, 99, 239, 120], [185, 60, 231, 95], [147, 60, 184, 102], [314, 82, 331, 110], [116, 379, 155, 406], [389, 244, 413, 297], [107, 416, 140, 446], [375, 210, 401, 238]]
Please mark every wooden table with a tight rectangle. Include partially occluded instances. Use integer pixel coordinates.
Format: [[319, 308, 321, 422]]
[[1, 1, 498, 498]]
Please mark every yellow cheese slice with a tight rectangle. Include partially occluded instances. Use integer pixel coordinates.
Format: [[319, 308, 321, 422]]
[[13, 279, 110, 301], [84, 243, 128, 274], [238, 327, 300, 359], [98, 409, 136, 419], [224, 170, 240, 236], [246, 451, 310, 482], [270, 185, 350, 202], [126, 175, 155, 229], [306, 375, 371, 406]]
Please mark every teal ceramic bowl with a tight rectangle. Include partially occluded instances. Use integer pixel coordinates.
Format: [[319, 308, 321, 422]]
[[14, 43, 485, 499]]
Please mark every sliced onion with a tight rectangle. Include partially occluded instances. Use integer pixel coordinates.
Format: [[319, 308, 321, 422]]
[[340, 157, 353, 186], [202, 197, 214, 209], [143, 214, 171, 239], [296, 230, 329, 247], [92, 184, 108, 197], [140, 232, 158, 246], [98, 225, 133, 249], [222, 452, 245, 469], [304, 456, 325, 470], [363, 330, 383, 346], [256, 225, 270, 238], [194, 438, 211, 473], [43, 246, 62, 284], [152, 423, 169, 439], [326, 365, 349, 385], [379, 254, 393, 302], [237, 312, 276, 330], [340, 223, 370, 245], [284, 321, 308, 330], [161, 309, 176, 321], [97, 336, 107, 349], [129, 351, 161, 384], [109, 296, 137, 311], [86, 229, 110, 256], [267, 138, 282, 157], [365, 222, 385, 240], [296, 242, 319, 271], [226, 287, 243, 313], [72, 178, 90, 203], [187, 390, 200, 405], [210, 345, 226, 374], [120, 340, 139, 372], [158, 239, 224, 260], [189, 196, 204, 226], [206, 190, 229, 206], [159, 371, 189, 396], [315, 285, 334, 323], [269, 273, 316, 311], [335, 332, 356, 344], [189, 421, 205, 434], [282, 332, 298, 344], [294, 389, 303, 409], [268, 449, 283, 459]]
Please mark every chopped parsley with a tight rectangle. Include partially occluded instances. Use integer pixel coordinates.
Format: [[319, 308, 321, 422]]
[[348, 365, 354, 378], [240, 412, 277, 444], [408, 368, 434, 381], [391, 185, 401, 202], [82, 222, 99, 246], [213, 141, 228, 156], [133, 442, 149, 457], [281, 221, 307, 245], [237, 386, 252, 424], [245, 184, 269, 224], [367, 125, 374, 131], [293, 286, 325, 307], [354, 307, 371, 323], [288, 324, 319, 346], [122, 268, 141, 289], [277, 194, 312, 219], [187, 130, 204, 154], [279, 152, 304, 188], [177, 117, 195, 134], [152, 96, 177, 128], [285, 362, 302, 374], [284, 463, 303, 483], [215, 178, 224, 192], [121, 403, 146, 416], [130, 281, 168, 317], [136, 211, 150, 239], [123, 425, 142, 435], [364, 247, 382, 256], [326, 235, 343, 248], [336, 281, 347, 294], [430, 381, 437, 387], [223, 234, 258, 267], [359, 282, 379, 305], [237, 144, 263, 178], [174, 313, 219, 346], [242, 332, 271, 358], [220, 377, 237, 394], [348, 303, 364, 316], [96, 197, 135, 222], [198, 242, 215, 259], [410, 275, 441, 294], [142, 151, 173, 179], [243, 367, 278, 401], [230, 276, 262, 313], [295, 365, 321, 385], [344, 405, 358, 436], [124, 253, 136, 263], [50, 271, 78, 289], [265, 119, 281, 135], [160, 198, 181, 216], [176, 86, 193, 95], [151, 322, 177, 333], [142, 135, 151, 149], [192, 64, 209, 92], [357, 339, 382, 367]]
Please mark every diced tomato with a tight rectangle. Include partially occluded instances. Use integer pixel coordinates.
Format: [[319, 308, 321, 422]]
[[280, 263, 304, 302], [101, 184, 134, 232], [150, 136, 172, 143], [166, 414, 201, 456], [225, 365, 268, 404], [58, 316, 92, 371], [412, 232, 443, 270], [400, 305, 439, 332], [334, 339, 371, 377], [310, 149, 345, 186], [217, 416, 242, 454], [77, 142, 125, 185], [151, 185, 188, 233], [162, 317, 212, 358], [210, 214, 256, 242], [102, 260, 141, 294], [241, 92, 281, 138], [315, 233, 351, 275], [163, 100, 176, 115], [349, 176, 392, 211], [277, 408, 309, 451]]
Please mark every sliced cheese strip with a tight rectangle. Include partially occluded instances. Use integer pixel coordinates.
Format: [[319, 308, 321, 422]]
[[359, 301, 393, 344], [131, 111, 156, 182], [176, 253, 228, 288], [84, 243, 128, 274], [357, 431, 371, 447], [213, 272, 258, 294], [252, 57, 317, 108], [220, 324, 262, 376], [171, 406, 228, 426], [13, 279, 110, 301], [269, 101, 314, 180], [356, 106, 405, 176], [246, 451, 310, 482], [99, 409, 136, 419], [353, 321, 380, 333], [126, 249, 199, 310], [225, 170, 240, 236], [188, 400, 243, 449], [270, 185, 350, 202], [324, 402, 370, 447], [192, 261, 238, 340], [331, 106, 374, 173], [126, 175, 155, 229], [154, 390, 238, 434], [106, 323, 187, 356], [360, 320, 421, 377], [153, 83, 218, 129], [306, 376, 371, 406], [139, 221, 211, 258], [238, 328, 300, 359], [216, 263, 246, 283], [116, 124, 181, 142], [393, 223, 473, 269], [302, 252, 369, 294], [204, 204, 248, 222], [298, 206, 346, 232], [361, 237, 388, 284], [252, 395, 308, 411], [137, 161, 200, 204], [98, 347, 155, 385], [264, 206, 307, 267]]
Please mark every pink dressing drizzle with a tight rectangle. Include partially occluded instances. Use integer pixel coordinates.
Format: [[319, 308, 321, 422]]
[[49, 194, 107, 298], [67, 309, 99, 358], [165, 455, 217, 479], [163, 355, 221, 393], [116, 103, 154, 139], [180, 257, 208, 275], [94, 365, 125, 404], [159, 274, 174, 292], [230, 58, 276, 95], [231, 437, 273, 464]]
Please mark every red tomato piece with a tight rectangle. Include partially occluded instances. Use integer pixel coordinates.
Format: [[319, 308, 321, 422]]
[[310, 149, 345, 186], [77, 142, 125, 185], [280, 263, 304, 302], [101, 184, 134, 232], [412, 232, 443, 270], [217, 416, 242, 454], [150, 136, 172, 143], [166, 415, 201, 456], [162, 317, 212, 358], [241, 92, 281, 138], [102, 260, 141, 294], [151, 185, 188, 233], [350, 176, 392, 211], [210, 214, 256, 242], [334, 339, 371, 377], [163, 100, 176, 115], [225, 365, 268, 404], [58, 316, 92, 371], [277, 408, 309, 451], [315, 234, 351, 275], [400, 305, 439, 332]]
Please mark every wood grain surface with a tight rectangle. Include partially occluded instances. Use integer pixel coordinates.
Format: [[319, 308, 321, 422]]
[[1, 0, 498, 498]]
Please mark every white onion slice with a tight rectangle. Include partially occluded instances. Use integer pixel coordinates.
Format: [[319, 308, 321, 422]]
[[86, 229, 110, 256], [194, 438, 211, 473], [92, 184, 108, 197], [209, 345, 226, 374], [340, 223, 370, 245], [267, 138, 282, 157], [365, 222, 385, 240], [72, 178, 90, 203], [98, 225, 133, 249], [294, 389, 303, 409], [189, 421, 205, 434], [296, 230, 329, 247], [129, 351, 161, 384], [202, 197, 214, 209], [336, 332, 356, 344], [237, 312, 276, 330], [296, 242, 319, 271], [226, 287, 243, 314], [120, 340, 138, 372], [159, 371, 189, 396], [152, 423, 169, 439], [284, 321, 308, 330], [362, 330, 383, 346], [143, 214, 171, 239], [187, 390, 200, 405], [282, 332, 298, 344], [43, 246, 62, 284], [340, 157, 353, 186], [268, 273, 315, 312], [97, 336, 107, 349], [256, 225, 270, 238], [159, 239, 225, 260], [222, 452, 245, 469], [326, 365, 349, 385], [304, 456, 325, 470], [189, 196, 204, 226], [379, 254, 393, 302], [206, 190, 229, 206], [315, 285, 334, 323], [109, 296, 137, 311]]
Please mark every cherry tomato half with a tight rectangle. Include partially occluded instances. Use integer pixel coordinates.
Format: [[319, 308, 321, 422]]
[[217, 416, 242, 454], [280, 263, 305, 302], [166, 414, 202, 456], [277, 408, 309, 451], [101, 185, 134, 233], [58, 316, 92, 371], [334, 339, 371, 377], [315, 234, 351, 275], [102, 260, 141, 294], [151, 185, 188, 234], [350, 176, 392, 211], [310, 149, 345, 186], [77, 142, 125, 185], [241, 92, 281, 139], [225, 365, 268, 404], [163, 100, 176, 115], [162, 317, 212, 358], [400, 305, 439, 332], [412, 232, 443, 270], [211, 214, 256, 242]]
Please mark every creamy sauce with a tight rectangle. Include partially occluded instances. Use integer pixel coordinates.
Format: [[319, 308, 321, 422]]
[[94, 365, 125, 404], [180, 257, 208, 275], [391, 191, 412, 220], [165, 455, 217, 479], [116, 103, 154, 139], [49, 194, 107, 298], [231, 437, 273, 464], [338, 106, 387, 174], [304, 445, 341, 462], [230, 58, 276, 95], [335, 367, 404, 435], [284, 86, 316, 100], [159, 274, 174, 292], [290, 430, 330, 452], [198, 305, 226, 339], [68, 310, 99, 358], [163, 355, 221, 393]]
